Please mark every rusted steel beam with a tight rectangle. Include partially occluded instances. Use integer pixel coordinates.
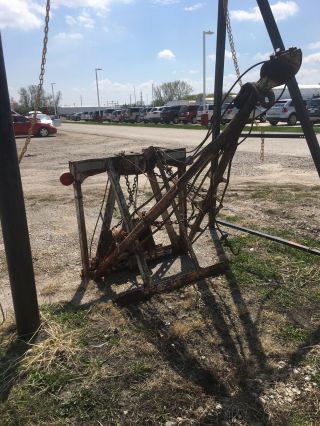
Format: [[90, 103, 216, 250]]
[[177, 162, 188, 252], [94, 92, 257, 279], [73, 181, 90, 279], [216, 219, 320, 256], [95, 179, 116, 262], [94, 49, 302, 278], [115, 260, 229, 305], [106, 159, 153, 287], [155, 152, 200, 270], [147, 169, 180, 250]]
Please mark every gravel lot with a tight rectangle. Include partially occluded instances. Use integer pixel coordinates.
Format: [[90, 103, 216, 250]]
[[0, 123, 319, 317]]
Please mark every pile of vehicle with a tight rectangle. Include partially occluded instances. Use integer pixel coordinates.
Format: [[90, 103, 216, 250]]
[[12, 111, 59, 137], [65, 96, 320, 127]]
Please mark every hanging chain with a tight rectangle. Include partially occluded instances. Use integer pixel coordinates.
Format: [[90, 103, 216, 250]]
[[18, 0, 50, 163], [125, 174, 138, 209], [260, 134, 265, 162], [223, 0, 242, 87], [223, 0, 266, 157]]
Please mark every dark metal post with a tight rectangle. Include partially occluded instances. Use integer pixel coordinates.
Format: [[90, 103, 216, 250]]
[[212, 0, 227, 138], [257, 0, 320, 177], [210, 0, 227, 225], [0, 34, 40, 338]]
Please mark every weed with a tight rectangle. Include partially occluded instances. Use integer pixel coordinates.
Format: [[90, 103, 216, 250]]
[[279, 324, 311, 343]]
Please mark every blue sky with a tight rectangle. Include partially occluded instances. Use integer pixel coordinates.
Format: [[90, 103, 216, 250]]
[[1, 0, 320, 106]]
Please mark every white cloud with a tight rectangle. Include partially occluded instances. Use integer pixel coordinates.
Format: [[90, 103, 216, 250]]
[[307, 41, 320, 50], [54, 32, 83, 40], [255, 51, 273, 61], [158, 49, 175, 59], [0, 1, 44, 30], [0, 0, 132, 30], [184, 3, 204, 12], [303, 52, 320, 64], [94, 78, 155, 105], [66, 9, 95, 29], [208, 51, 233, 62], [189, 69, 199, 74], [53, 0, 133, 11], [151, 0, 180, 5], [230, 1, 299, 22]]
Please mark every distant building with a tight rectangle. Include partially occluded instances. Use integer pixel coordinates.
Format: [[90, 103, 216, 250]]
[[273, 84, 320, 100]]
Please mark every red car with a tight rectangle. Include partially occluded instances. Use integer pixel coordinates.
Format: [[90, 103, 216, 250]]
[[12, 115, 57, 137]]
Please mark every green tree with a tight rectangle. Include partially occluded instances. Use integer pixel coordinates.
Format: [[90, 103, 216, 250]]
[[17, 85, 62, 114], [153, 80, 193, 106]]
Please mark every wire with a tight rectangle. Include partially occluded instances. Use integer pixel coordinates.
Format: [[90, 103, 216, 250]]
[[186, 60, 268, 160], [89, 178, 109, 259]]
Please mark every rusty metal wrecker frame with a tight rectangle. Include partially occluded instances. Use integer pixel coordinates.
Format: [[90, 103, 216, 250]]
[[63, 48, 303, 304]]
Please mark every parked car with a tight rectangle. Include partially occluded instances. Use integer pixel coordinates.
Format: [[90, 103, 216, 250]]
[[103, 108, 115, 121], [70, 113, 81, 121], [142, 107, 153, 122], [145, 107, 164, 123], [266, 98, 308, 126], [27, 113, 53, 125], [81, 111, 90, 121], [160, 105, 184, 124], [222, 103, 267, 124], [197, 104, 214, 124], [111, 109, 124, 122], [92, 110, 104, 122], [306, 97, 320, 123], [178, 105, 199, 124], [12, 114, 57, 137], [51, 115, 61, 127], [124, 107, 145, 123]]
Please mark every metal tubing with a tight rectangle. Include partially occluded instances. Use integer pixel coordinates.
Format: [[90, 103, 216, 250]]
[[73, 181, 90, 278], [256, 0, 320, 177], [216, 219, 320, 256], [212, 0, 227, 138], [0, 35, 40, 338]]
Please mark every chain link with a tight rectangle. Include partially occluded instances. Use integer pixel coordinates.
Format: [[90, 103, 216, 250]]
[[125, 174, 138, 209], [260, 135, 265, 162], [223, 0, 242, 87], [18, 0, 50, 163]]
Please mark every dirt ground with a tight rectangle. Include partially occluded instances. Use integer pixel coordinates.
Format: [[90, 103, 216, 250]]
[[0, 123, 319, 316]]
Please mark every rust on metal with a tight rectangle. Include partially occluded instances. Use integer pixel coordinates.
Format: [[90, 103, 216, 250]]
[[63, 49, 302, 301]]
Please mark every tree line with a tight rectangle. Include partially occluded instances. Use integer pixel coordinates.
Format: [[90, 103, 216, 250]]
[[13, 85, 62, 115]]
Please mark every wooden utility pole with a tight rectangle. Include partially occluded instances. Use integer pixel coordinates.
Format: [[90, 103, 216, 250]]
[[0, 35, 40, 338]]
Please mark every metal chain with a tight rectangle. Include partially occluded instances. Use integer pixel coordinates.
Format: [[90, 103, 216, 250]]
[[224, 0, 266, 154], [260, 134, 265, 162], [125, 174, 138, 209], [223, 0, 242, 87], [18, 0, 50, 163]]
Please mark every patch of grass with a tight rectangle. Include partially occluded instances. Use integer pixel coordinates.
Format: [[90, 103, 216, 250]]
[[278, 324, 311, 344], [41, 304, 90, 329], [228, 232, 320, 310], [131, 361, 152, 379], [217, 213, 244, 223], [249, 185, 320, 203]]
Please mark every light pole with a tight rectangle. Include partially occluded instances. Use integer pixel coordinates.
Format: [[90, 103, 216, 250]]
[[51, 82, 56, 116], [95, 68, 102, 112], [203, 30, 214, 111]]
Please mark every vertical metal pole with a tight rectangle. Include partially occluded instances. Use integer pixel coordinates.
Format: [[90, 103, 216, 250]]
[[210, 0, 227, 225], [256, 0, 320, 177], [203, 31, 206, 111], [0, 34, 40, 338], [51, 82, 56, 116], [95, 68, 101, 114], [213, 0, 227, 139], [73, 180, 90, 279]]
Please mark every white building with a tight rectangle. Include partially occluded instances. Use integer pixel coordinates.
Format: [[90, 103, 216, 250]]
[[273, 84, 320, 100]]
